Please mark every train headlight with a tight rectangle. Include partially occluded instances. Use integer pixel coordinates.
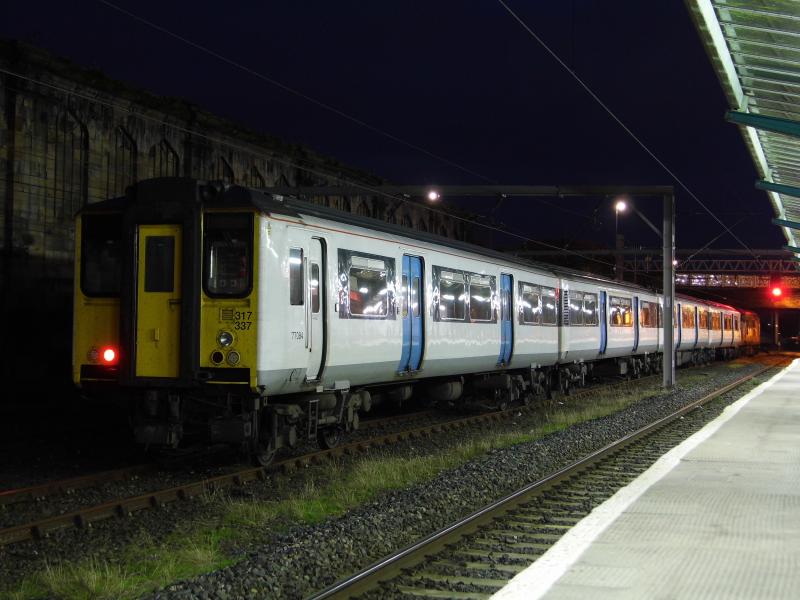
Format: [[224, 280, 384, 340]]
[[217, 331, 234, 347], [226, 350, 241, 366]]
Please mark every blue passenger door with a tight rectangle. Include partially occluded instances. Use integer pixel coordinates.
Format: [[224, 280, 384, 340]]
[[599, 291, 608, 354], [498, 274, 513, 366], [398, 255, 424, 373]]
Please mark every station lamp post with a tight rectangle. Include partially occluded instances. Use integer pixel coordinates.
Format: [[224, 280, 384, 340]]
[[614, 199, 627, 280], [615, 198, 627, 229], [615, 194, 676, 387], [610, 195, 674, 389], [663, 194, 675, 388]]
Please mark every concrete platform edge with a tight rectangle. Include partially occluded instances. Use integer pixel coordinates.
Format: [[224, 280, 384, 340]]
[[491, 359, 798, 600]]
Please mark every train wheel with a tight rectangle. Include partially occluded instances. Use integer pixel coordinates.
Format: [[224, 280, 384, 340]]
[[317, 427, 342, 450], [253, 440, 277, 468]]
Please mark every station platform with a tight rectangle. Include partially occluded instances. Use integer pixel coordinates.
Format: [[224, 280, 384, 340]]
[[493, 358, 800, 600]]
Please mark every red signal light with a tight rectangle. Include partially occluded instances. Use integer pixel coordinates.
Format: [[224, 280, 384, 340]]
[[102, 348, 116, 363], [772, 287, 783, 298]]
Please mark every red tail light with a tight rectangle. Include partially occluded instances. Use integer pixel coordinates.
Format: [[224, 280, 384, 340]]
[[102, 348, 116, 363]]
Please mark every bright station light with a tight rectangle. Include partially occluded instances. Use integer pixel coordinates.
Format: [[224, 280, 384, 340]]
[[614, 199, 628, 212], [427, 190, 441, 202]]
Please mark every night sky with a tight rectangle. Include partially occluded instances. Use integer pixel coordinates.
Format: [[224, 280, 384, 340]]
[[1, 1, 786, 254]]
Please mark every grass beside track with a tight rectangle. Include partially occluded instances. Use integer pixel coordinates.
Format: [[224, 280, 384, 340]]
[[4, 361, 758, 599]]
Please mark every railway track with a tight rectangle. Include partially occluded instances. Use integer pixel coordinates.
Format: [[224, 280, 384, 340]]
[[309, 357, 788, 600], [0, 372, 664, 546], [0, 409, 437, 508]]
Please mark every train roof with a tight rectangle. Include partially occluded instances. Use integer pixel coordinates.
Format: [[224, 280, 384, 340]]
[[246, 186, 659, 296], [676, 293, 738, 312]]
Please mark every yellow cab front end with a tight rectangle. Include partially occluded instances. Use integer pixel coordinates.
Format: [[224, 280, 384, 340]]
[[73, 178, 261, 450], [73, 206, 123, 387]]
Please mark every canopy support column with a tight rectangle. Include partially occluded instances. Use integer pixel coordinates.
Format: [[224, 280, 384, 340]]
[[663, 193, 675, 388]]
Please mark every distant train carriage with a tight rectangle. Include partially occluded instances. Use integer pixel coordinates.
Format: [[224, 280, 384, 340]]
[[740, 310, 761, 353], [72, 178, 757, 463]]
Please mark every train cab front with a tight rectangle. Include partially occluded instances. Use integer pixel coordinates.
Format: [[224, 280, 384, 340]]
[[73, 204, 124, 390], [74, 179, 259, 450]]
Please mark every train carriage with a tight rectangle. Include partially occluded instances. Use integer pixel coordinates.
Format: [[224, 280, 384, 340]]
[[740, 310, 761, 353], [72, 178, 755, 462]]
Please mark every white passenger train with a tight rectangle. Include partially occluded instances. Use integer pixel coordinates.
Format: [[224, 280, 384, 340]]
[[73, 179, 756, 464]]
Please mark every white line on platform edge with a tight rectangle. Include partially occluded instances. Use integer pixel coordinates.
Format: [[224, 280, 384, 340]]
[[490, 358, 798, 600]]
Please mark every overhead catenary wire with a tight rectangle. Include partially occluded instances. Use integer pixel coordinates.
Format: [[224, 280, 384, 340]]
[[682, 218, 748, 265], [495, 0, 762, 262], [4, 6, 761, 293], [0, 67, 623, 272]]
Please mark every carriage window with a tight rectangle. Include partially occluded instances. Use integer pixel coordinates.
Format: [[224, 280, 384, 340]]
[[699, 309, 709, 330], [144, 236, 175, 292], [724, 314, 732, 331], [469, 276, 493, 322], [401, 274, 409, 318], [81, 213, 122, 297], [338, 250, 395, 320], [204, 213, 253, 298], [437, 270, 466, 321], [610, 296, 633, 327], [640, 301, 658, 328], [349, 259, 389, 317], [569, 291, 584, 326], [711, 312, 721, 331], [682, 306, 695, 328], [640, 302, 651, 327], [310, 264, 320, 313], [658, 304, 663, 327], [289, 248, 304, 305], [542, 287, 558, 325], [583, 293, 597, 326], [519, 282, 541, 325]]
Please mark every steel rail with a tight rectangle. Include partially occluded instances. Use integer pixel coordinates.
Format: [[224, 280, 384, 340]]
[[0, 410, 436, 507], [0, 464, 154, 507], [0, 404, 527, 545], [309, 357, 788, 600]]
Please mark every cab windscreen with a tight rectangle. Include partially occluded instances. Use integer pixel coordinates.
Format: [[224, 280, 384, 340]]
[[203, 213, 253, 298], [81, 213, 122, 297]]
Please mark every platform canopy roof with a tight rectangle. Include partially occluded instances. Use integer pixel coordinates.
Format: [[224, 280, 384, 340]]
[[687, 0, 800, 258]]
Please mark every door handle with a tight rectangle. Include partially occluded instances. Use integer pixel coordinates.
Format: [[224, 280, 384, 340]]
[[168, 299, 182, 306], [152, 328, 160, 342]]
